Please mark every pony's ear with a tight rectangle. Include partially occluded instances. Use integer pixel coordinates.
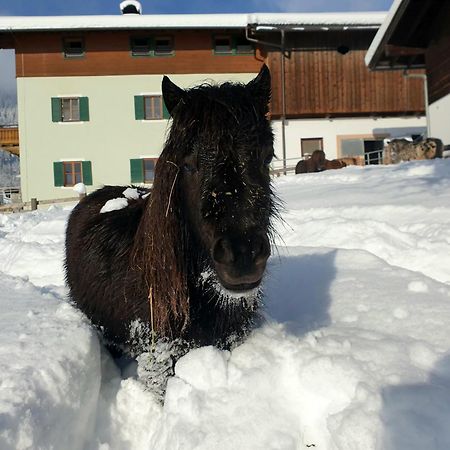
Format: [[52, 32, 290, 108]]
[[246, 64, 271, 112], [162, 76, 186, 116]]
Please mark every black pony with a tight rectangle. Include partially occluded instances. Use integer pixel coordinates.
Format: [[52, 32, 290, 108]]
[[65, 65, 276, 357]]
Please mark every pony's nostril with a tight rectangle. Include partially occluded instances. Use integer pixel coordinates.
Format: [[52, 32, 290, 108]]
[[252, 235, 270, 264], [213, 238, 234, 265]]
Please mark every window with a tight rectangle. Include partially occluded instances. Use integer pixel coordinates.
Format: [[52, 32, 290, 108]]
[[143, 159, 156, 183], [51, 97, 89, 122], [235, 36, 253, 54], [301, 138, 323, 157], [144, 96, 163, 120], [154, 36, 174, 56], [62, 98, 80, 122], [64, 161, 82, 186], [130, 158, 158, 184], [131, 37, 152, 56], [214, 36, 233, 54], [130, 36, 175, 57], [213, 35, 253, 55], [53, 161, 93, 187], [63, 37, 85, 58], [134, 95, 169, 120]]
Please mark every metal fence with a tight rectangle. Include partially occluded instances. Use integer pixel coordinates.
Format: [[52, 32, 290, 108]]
[[0, 187, 20, 205]]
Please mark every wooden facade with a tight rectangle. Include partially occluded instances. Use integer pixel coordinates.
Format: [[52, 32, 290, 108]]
[[266, 30, 424, 118], [13, 30, 264, 77], [425, 31, 450, 103], [366, 0, 450, 105]]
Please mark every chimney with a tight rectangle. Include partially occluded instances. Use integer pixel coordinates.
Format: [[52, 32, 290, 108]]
[[120, 1, 142, 15]]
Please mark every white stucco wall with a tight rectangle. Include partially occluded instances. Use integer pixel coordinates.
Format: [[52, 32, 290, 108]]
[[17, 73, 257, 202], [430, 93, 450, 146], [271, 116, 426, 168]]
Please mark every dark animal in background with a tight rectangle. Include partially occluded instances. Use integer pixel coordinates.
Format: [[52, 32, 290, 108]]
[[385, 137, 443, 164], [325, 159, 347, 170], [65, 65, 276, 358], [295, 149, 327, 173], [295, 149, 347, 174]]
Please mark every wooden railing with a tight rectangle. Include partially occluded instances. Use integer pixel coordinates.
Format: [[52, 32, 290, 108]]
[[0, 126, 20, 156]]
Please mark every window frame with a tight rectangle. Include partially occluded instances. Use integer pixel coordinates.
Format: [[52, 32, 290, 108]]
[[130, 36, 152, 56], [61, 97, 81, 122], [62, 37, 85, 59], [213, 34, 253, 55], [213, 35, 233, 54], [142, 158, 158, 184], [154, 36, 174, 56], [234, 35, 253, 54], [63, 161, 83, 187], [143, 95, 164, 120], [301, 137, 324, 158]]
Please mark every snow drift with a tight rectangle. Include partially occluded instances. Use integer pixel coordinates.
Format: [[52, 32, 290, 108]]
[[1, 159, 450, 449]]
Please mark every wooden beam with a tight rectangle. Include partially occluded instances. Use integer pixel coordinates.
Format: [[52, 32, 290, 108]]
[[385, 44, 425, 57]]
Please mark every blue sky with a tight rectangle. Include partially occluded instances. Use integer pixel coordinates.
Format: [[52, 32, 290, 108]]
[[0, 0, 393, 16]]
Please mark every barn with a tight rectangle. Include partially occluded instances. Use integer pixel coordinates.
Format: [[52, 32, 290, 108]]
[[0, 5, 426, 203], [366, 0, 450, 149]]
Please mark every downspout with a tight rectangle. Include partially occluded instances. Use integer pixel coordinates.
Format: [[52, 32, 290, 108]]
[[403, 70, 430, 137], [280, 29, 287, 174], [246, 26, 287, 173]]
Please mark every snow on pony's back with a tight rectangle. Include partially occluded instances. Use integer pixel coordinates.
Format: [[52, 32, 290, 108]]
[[64, 66, 277, 387]]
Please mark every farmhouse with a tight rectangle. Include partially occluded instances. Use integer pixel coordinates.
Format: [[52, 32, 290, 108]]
[[0, 5, 426, 203], [366, 0, 450, 148]]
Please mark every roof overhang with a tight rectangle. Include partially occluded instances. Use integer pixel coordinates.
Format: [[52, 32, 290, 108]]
[[366, 0, 445, 70], [0, 12, 385, 33]]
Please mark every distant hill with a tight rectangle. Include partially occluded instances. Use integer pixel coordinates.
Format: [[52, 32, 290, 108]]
[[0, 91, 18, 126]]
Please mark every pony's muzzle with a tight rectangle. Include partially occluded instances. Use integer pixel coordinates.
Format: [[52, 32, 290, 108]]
[[212, 231, 270, 291]]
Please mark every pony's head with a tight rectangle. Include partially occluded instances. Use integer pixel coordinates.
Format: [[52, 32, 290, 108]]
[[310, 150, 326, 172], [136, 65, 276, 336], [165, 65, 274, 291]]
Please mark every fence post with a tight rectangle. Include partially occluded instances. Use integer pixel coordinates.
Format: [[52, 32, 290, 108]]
[[31, 198, 38, 210]]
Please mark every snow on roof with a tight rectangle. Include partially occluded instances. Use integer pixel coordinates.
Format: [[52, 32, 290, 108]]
[[120, 1, 142, 15], [247, 12, 386, 27], [365, 0, 406, 68], [0, 12, 386, 33]]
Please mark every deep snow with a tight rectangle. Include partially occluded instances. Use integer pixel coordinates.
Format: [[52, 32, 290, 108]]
[[1, 159, 450, 449]]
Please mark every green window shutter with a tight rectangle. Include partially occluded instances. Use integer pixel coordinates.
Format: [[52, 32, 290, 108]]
[[150, 37, 155, 56], [130, 159, 144, 183], [53, 162, 64, 186], [231, 36, 237, 55], [81, 161, 93, 185], [51, 98, 62, 122], [162, 98, 170, 119], [134, 96, 145, 120], [79, 97, 90, 121]]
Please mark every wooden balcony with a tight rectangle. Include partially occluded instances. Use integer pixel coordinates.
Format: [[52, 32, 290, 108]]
[[0, 127, 19, 156]]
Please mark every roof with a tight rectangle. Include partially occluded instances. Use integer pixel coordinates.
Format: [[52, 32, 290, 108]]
[[365, 0, 447, 70], [0, 12, 386, 33]]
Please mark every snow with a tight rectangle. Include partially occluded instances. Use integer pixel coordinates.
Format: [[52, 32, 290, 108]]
[[100, 197, 129, 213], [73, 182, 87, 195], [0, 12, 385, 33], [1, 159, 450, 449], [120, 1, 142, 15]]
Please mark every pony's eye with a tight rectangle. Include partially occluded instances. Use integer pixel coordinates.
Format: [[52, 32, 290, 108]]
[[263, 153, 274, 167], [182, 153, 198, 174], [183, 162, 197, 173]]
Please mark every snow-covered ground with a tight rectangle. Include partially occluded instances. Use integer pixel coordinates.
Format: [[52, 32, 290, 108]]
[[2, 159, 450, 450]]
